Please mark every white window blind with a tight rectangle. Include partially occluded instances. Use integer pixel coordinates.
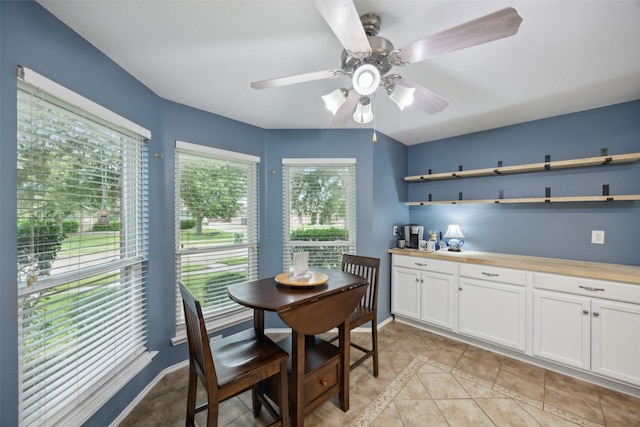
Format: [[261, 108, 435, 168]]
[[174, 141, 258, 337], [16, 68, 152, 426], [282, 158, 356, 272]]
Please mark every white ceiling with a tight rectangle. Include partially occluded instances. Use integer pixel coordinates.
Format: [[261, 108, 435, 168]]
[[37, 1, 640, 145]]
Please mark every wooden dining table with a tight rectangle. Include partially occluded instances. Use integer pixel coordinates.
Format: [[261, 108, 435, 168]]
[[227, 269, 368, 427]]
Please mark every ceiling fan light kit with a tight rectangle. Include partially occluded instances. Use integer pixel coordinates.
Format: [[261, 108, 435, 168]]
[[352, 64, 381, 96], [353, 96, 373, 124], [387, 83, 416, 111], [251, 1, 523, 127], [321, 88, 349, 114]]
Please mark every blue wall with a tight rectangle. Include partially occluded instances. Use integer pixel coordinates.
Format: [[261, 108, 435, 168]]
[[406, 101, 640, 265], [1, 1, 638, 425]]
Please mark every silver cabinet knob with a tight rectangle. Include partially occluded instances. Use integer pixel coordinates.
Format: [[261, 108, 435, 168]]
[[582, 310, 589, 315]]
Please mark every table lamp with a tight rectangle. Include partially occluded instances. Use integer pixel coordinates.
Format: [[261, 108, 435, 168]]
[[444, 224, 465, 251]]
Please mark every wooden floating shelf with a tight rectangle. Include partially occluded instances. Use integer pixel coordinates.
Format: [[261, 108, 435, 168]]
[[405, 152, 640, 182], [405, 194, 640, 206]]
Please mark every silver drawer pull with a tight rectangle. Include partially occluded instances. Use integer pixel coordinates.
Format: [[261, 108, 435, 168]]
[[579, 285, 605, 292], [415, 263, 428, 267], [481, 272, 499, 277]]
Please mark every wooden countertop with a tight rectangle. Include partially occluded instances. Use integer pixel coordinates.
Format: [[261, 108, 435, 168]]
[[388, 248, 640, 285]]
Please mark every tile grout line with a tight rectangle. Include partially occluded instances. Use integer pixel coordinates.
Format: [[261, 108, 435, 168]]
[[351, 354, 430, 426]]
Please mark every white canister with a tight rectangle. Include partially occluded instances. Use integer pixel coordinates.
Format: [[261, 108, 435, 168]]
[[418, 240, 427, 251], [426, 241, 436, 251]]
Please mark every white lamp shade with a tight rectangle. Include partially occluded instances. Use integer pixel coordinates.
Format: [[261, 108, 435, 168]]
[[388, 84, 415, 111], [352, 64, 381, 96], [321, 88, 348, 115], [444, 224, 465, 239], [353, 97, 373, 124]]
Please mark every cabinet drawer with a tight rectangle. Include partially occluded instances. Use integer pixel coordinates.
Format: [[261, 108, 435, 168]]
[[459, 264, 527, 286], [393, 255, 455, 274], [304, 358, 340, 408], [533, 273, 640, 304]]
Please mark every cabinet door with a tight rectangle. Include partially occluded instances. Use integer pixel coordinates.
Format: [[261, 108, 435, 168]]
[[392, 267, 420, 320], [420, 271, 454, 329], [533, 290, 590, 370], [591, 299, 640, 386], [458, 278, 526, 351]]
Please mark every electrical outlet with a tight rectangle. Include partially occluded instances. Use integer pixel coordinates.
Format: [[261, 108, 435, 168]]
[[393, 225, 398, 236], [591, 230, 605, 244]]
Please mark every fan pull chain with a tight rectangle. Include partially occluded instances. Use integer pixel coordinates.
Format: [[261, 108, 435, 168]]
[[372, 93, 378, 143]]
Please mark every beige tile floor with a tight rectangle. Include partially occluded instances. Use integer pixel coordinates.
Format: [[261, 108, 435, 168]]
[[119, 321, 640, 426]]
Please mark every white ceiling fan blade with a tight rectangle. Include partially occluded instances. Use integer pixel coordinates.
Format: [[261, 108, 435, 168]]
[[251, 69, 344, 90], [330, 88, 359, 125], [389, 7, 523, 66], [314, 0, 372, 59], [393, 77, 449, 115]]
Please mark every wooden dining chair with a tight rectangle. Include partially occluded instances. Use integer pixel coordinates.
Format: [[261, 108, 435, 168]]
[[179, 282, 289, 427], [339, 254, 381, 377]]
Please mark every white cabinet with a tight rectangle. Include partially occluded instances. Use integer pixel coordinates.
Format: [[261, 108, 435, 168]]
[[533, 273, 640, 386], [591, 299, 640, 385], [533, 290, 591, 369], [392, 255, 455, 329], [390, 252, 640, 390], [392, 266, 421, 320], [458, 267, 527, 352], [420, 269, 455, 329]]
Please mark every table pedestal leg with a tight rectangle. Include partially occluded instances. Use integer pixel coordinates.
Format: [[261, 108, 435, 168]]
[[291, 330, 305, 427], [338, 318, 350, 411]]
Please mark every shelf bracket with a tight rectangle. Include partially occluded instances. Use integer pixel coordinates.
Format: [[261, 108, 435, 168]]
[[601, 157, 612, 165], [545, 187, 551, 202]]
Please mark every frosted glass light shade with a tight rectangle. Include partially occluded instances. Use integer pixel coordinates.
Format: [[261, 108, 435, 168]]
[[353, 96, 373, 124], [321, 88, 348, 115], [352, 64, 380, 96], [388, 84, 415, 111]]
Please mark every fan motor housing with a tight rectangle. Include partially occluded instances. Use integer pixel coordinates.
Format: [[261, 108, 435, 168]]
[[341, 36, 395, 75]]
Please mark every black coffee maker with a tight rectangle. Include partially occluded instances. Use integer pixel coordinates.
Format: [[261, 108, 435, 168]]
[[403, 224, 424, 249]]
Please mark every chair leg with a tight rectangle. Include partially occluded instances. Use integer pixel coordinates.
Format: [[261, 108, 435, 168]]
[[371, 319, 379, 377], [206, 398, 219, 427], [185, 363, 198, 427], [251, 384, 262, 417]]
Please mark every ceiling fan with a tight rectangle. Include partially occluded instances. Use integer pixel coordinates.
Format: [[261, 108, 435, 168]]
[[251, 1, 523, 126]]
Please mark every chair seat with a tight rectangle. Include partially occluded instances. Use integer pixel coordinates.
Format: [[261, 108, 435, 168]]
[[349, 304, 375, 328], [212, 328, 289, 389]]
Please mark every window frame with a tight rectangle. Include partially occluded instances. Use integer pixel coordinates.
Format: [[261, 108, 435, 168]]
[[16, 66, 154, 426], [173, 141, 259, 343]]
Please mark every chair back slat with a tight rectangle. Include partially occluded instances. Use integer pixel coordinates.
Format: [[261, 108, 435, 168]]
[[341, 254, 380, 310], [179, 282, 219, 390]]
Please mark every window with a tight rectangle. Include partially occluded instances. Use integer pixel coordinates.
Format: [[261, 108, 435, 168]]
[[174, 141, 259, 337], [282, 158, 356, 271], [16, 67, 153, 426]]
